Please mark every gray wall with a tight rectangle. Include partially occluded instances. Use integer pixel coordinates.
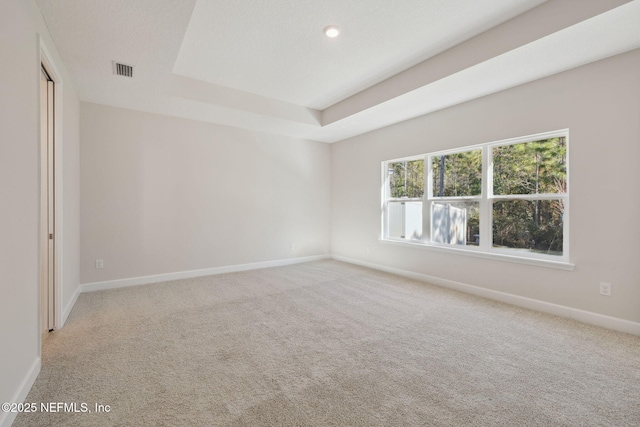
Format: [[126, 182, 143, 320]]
[[62, 86, 81, 319], [331, 49, 640, 323], [80, 103, 331, 284]]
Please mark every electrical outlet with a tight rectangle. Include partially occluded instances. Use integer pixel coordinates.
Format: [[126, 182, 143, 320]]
[[366, 246, 371, 254], [96, 259, 104, 269], [599, 282, 611, 296], [290, 243, 296, 250]]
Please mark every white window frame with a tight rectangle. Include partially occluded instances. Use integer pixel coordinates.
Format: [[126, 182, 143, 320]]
[[382, 130, 572, 270]]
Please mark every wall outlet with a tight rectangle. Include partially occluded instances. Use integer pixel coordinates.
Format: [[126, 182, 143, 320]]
[[95, 259, 104, 269], [366, 246, 371, 254], [290, 243, 296, 250], [599, 282, 611, 296]]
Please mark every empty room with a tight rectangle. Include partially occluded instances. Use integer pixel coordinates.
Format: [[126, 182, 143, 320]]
[[2, 0, 640, 426]]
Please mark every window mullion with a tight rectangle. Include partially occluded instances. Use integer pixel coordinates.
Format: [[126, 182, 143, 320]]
[[479, 146, 491, 251], [424, 155, 432, 242], [382, 162, 389, 239]]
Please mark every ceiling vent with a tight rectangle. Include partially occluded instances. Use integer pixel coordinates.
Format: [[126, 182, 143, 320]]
[[113, 61, 134, 78]]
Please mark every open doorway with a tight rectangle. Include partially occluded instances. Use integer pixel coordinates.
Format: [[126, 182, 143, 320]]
[[40, 65, 55, 333]]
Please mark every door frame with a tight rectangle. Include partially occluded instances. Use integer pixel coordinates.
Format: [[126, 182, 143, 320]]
[[39, 37, 63, 335]]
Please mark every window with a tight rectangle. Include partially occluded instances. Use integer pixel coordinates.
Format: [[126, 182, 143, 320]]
[[429, 149, 482, 246], [382, 130, 569, 264], [385, 158, 424, 240]]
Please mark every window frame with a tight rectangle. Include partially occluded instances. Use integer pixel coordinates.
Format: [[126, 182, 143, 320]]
[[382, 130, 571, 269]]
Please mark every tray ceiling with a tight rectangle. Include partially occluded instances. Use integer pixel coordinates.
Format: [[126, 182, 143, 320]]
[[36, 0, 640, 142]]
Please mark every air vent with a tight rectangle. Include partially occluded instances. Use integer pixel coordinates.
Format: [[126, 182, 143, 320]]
[[112, 61, 134, 78]]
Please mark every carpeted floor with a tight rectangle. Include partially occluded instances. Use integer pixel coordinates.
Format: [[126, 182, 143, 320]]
[[14, 260, 640, 426]]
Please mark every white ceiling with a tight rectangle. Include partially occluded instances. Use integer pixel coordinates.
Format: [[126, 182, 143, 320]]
[[36, 0, 640, 143]]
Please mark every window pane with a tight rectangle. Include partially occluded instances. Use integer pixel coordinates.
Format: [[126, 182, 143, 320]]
[[389, 160, 424, 198], [431, 150, 482, 197], [431, 201, 480, 246], [388, 201, 422, 240], [492, 200, 564, 255], [493, 137, 567, 195]]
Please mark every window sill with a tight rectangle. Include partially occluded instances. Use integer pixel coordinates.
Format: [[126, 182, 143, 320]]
[[379, 238, 575, 271]]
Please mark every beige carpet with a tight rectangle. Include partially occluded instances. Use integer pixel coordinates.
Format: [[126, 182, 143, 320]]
[[15, 260, 640, 426]]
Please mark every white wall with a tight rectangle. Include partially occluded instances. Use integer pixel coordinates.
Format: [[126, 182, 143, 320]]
[[80, 103, 331, 284], [0, 0, 80, 425], [331, 49, 640, 324]]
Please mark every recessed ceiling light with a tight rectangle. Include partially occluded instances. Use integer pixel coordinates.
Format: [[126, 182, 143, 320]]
[[324, 25, 340, 38]]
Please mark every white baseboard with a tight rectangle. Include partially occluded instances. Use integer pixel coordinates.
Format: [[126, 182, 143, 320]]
[[61, 285, 81, 327], [0, 358, 41, 427], [332, 255, 640, 336], [81, 254, 331, 293]]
